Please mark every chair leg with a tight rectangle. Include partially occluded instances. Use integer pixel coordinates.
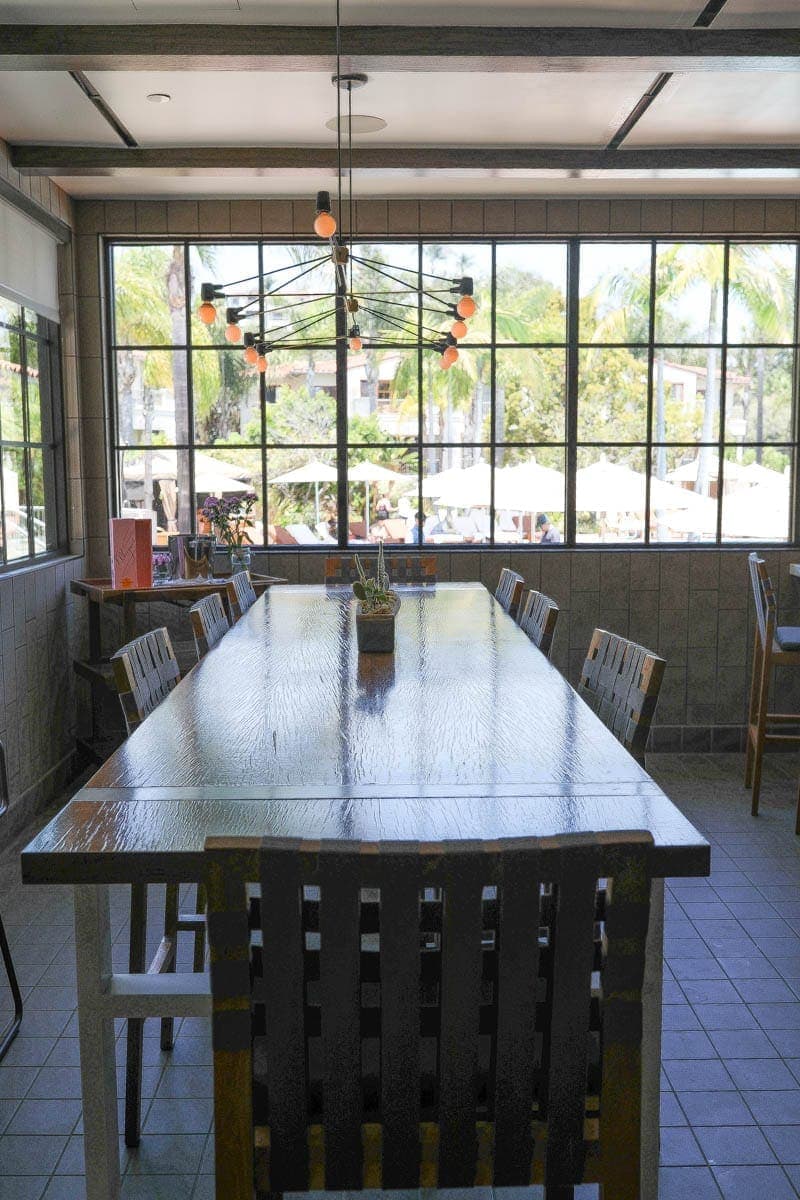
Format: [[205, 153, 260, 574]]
[[0, 909, 22, 1062], [160, 884, 179, 1052], [192, 882, 207, 973], [750, 650, 772, 817], [124, 882, 147, 1148], [745, 630, 763, 788]]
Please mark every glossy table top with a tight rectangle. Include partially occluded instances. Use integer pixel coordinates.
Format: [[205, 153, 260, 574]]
[[22, 584, 709, 883]]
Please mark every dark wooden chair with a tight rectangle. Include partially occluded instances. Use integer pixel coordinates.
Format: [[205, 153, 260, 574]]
[[206, 829, 654, 1200], [189, 593, 230, 660], [226, 570, 258, 623], [0, 742, 22, 1062], [111, 627, 204, 1147], [745, 553, 800, 828], [325, 554, 437, 586], [578, 629, 665, 766], [495, 567, 524, 618], [518, 588, 560, 659]]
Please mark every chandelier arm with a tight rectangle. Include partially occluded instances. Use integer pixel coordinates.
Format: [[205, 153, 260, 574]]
[[356, 302, 445, 341], [336, 0, 342, 223], [350, 253, 467, 288], [360, 297, 456, 333], [262, 294, 336, 318], [261, 306, 339, 341], [353, 294, 446, 315], [263, 258, 330, 298], [348, 81, 354, 295]]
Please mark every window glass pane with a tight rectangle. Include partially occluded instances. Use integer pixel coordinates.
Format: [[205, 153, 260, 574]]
[[23, 308, 38, 335], [115, 349, 190, 446], [496, 348, 566, 442], [721, 447, 792, 542], [576, 448, 647, 543], [0, 298, 21, 329], [347, 347, 418, 444], [655, 242, 724, 344], [262, 243, 336, 345], [189, 243, 260, 346], [192, 349, 261, 445], [3, 447, 28, 559], [579, 242, 651, 344], [421, 347, 488, 449], [118, 447, 192, 539], [724, 347, 794, 444], [27, 447, 46, 553], [266, 448, 336, 545], [422, 243, 491, 345], [349, 242, 420, 343], [496, 243, 567, 344], [264, 348, 336, 445], [0, 327, 24, 441], [577, 346, 648, 442], [347, 446, 419, 544], [727, 243, 796, 344], [112, 244, 187, 347], [25, 337, 41, 442], [493, 447, 565, 545], [422, 450, 491, 544], [650, 445, 719, 543], [195, 448, 263, 548], [652, 346, 721, 443]]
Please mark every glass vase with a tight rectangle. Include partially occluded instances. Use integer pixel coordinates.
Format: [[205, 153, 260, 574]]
[[229, 545, 252, 575]]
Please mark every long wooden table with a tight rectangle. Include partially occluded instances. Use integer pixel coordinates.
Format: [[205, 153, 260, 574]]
[[22, 583, 709, 1199]]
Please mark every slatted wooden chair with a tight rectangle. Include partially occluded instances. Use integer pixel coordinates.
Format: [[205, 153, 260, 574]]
[[495, 567, 524, 618], [745, 553, 800, 828], [206, 829, 654, 1200], [325, 554, 437, 586], [226, 570, 258, 623], [518, 588, 560, 659], [578, 628, 665, 766], [189, 593, 230, 660], [0, 742, 22, 1061], [111, 627, 204, 1147]]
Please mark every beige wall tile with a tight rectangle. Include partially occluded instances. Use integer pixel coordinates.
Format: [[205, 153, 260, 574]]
[[764, 199, 797, 233], [671, 199, 703, 233], [702, 199, 734, 233], [608, 200, 641, 234], [261, 199, 293, 234], [229, 199, 261, 234], [75, 200, 105, 235], [77, 296, 102, 359], [356, 199, 389, 234], [547, 200, 580, 233], [484, 199, 514, 234], [578, 199, 610, 234], [167, 200, 199, 234], [135, 201, 168, 234], [75, 234, 100, 299], [419, 200, 452, 234], [734, 199, 765, 233], [452, 200, 483, 234], [292, 198, 317, 236], [640, 199, 672, 233], [387, 199, 420, 234], [514, 199, 547, 232], [198, 199, 231, 234], [103, 200, 136, 234]]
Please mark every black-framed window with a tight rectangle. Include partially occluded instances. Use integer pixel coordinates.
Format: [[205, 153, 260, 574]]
[[106, 237, 799, 548], [0, 295, 65, 566]]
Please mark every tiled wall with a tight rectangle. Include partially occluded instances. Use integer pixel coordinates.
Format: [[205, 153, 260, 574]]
[[0, 141, 87, 834], [72, 193, 800, 750]]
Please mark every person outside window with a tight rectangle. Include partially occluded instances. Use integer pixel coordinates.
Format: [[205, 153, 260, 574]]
[[536, 513, 562, 544]]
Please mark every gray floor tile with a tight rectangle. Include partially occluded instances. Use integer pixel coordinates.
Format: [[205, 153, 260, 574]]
[[695, 1124, 777, 1165], [659, 1165, 723, 1198], [708, 1029, 778, 1059], [662, 1030, 718, 1060], [120, 1177, 195, 1199], [122, 1134, 206, 1176], [0, 1136, 67, 1175], [661, 1092, 688, 1126], [726, 1058, 799, 1090], [42, 1178, 86, 1200], [6, 1100, 81, 1137], [678, 1092, 755, 1127], [0, 1180, 48, 1200], [764, 1126, 800, 1164], [743, 1091, 800, 1124], [143, 1099, 213, 1135], [712, 1164, 798, 1199], [664, 1060, 736, 1092], [660, 1127, 706, 1166]]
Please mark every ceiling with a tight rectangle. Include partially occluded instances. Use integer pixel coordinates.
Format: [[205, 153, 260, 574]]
[[1, 0, 799, 199]]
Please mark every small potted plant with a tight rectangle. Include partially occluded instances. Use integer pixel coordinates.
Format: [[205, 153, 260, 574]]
[[352, 543, 399, 653], [201, 492, 258, 574]]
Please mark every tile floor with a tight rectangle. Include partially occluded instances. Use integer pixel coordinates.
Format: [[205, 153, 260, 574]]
[[2, 753, 800, 1198]]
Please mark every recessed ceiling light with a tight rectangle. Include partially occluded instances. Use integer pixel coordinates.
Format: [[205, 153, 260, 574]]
[[146, 93, 172, 104], [325, 114, 387, 135]]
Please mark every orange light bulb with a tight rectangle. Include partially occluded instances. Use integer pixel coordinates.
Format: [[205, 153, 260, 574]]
[[313, 211, 337, 239], [198, 301, 217, 325], [225, 323, 242, 344], [244, 345, 258, 365], [451, 319, 468, 340], [349, 336, 363, 352], [456, 295, 476, 319], [443, 346, 459, 366], [256, 354, 268, 373], [440, 356, 451, 370]]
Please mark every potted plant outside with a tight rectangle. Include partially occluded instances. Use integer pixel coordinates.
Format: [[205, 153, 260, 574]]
[[352, 544, 399, 653]]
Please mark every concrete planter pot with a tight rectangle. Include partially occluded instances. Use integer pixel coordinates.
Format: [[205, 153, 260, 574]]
[[355, 597, 400, 653]]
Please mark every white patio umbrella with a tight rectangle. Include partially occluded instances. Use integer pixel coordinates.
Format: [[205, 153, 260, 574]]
[[739, 461, 787, 488], [123, 449, 253, 495], [722, 477, 790, 540], [271, 458, 337, 527], [422, 461, 489, 500], [349, 459, 409, 525], [429, 462, 493, 510], [495, 460, 565, 513], [667, 456, 748, 487]]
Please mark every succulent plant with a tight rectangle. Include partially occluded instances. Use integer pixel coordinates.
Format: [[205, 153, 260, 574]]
[[352, 542, 398, 616]]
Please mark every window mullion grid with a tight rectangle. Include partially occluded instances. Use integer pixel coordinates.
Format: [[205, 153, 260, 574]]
[[565, 239, 580, 547], [716, 241, 731, 544], [417, 239, 423, 547], [259, 240, 269, 551], [792, 244, 800, 543], [19, 321, 35, 558], [644, 240, 657, 545], [489, 241, 497, 548], [184, 242, 196, 539]]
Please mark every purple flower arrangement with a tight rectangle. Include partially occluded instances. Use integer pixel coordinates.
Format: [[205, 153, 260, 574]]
[[201, 492, 258, 549], [152, 551, 172, 584]]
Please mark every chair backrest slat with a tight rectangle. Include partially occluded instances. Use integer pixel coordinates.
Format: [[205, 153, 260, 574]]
[[749, 552, 776, 651], [495, 568, 524, 618], [207, 829, 654, 1196], [578, 628, 665, 764], [188, 592, 230, 659], [225, 571, 257, 623], [518, 588, 559, 658], [111, 627, 180, 734], [325, 554, 437, 586]]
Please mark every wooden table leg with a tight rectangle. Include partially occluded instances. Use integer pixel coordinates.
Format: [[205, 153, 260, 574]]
[[74, 884, 121, 1200], [122, 595, 137, 643], [641, 878, 664, 1200], [124, 883, 147, 1148]]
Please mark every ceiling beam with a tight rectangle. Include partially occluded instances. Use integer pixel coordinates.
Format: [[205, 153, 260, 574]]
[[1, 24, 800, 73], [11, 144, 800, 175]]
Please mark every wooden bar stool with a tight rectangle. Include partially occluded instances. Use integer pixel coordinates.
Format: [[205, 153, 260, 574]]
[[188, 593, 230, 659], [578, 628, 665, 766], [206, 829, 654, 1200], [518, 588, 560, 659], [225, 570, 257, 622], [111, 628, 205, 1147], [745, 553, 800, 826], [495, 567, 524, 618]]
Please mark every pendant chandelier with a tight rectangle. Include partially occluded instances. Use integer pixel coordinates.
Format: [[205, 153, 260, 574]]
[[196, 2, 477, 372]]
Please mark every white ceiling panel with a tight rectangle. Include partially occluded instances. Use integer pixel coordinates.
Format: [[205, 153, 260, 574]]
[[715, 0, 800, 27], [627, 72, 800, 147], [0, 0, 705, 25], [88, 68, 656, 147], [0, 72, 122, 144]]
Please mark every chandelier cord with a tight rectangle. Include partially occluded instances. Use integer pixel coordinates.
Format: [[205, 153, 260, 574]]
[[335, 0, 342, 233], [349, 82, 354, 297]]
